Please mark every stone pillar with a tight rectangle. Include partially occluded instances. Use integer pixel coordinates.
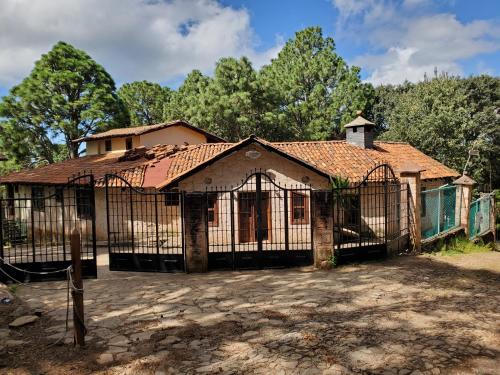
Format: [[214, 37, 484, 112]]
[[183, 193, 208, 273], [453, 175, 476, 236], [398, 166, 423, 252], [311, 191, 334, 268]]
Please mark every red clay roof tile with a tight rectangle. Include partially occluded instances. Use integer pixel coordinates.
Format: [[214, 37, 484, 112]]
[[0, 139, 459, 188]]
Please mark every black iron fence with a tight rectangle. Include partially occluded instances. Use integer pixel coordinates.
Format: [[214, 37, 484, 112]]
[[332, 164, 410, 258], [104, 174, 185, 272], [205, 171, 313, 270], [0, 175, 97, 281]]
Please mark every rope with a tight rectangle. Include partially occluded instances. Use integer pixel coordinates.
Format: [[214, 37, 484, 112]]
[[0, 260, 87, 345], [0, 256, 70, 275], [0, 266, 67, 291]]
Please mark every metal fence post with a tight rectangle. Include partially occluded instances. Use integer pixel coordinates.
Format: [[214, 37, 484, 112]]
[[129, 188, 135, 254], [104, 175, 111, 257], [61, 188, 66, 261], [437, 189, 441, 235], [154, 193, 160, 257], [229, 191, 236, 270], [30, 197, 36, 263], [89, 175, 97, 263], [180, 191, 186, 272], [256, 173, 263, 264]]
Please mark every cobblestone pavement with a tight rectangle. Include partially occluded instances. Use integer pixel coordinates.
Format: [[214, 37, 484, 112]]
[[4, 252, 500, 374]]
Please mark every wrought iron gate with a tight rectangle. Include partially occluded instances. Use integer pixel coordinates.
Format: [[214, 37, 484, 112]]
[[104, 174, 185, 272], [333, 164, 409, 258], [206, 171, 313, 270], [0, 174, 97, 281]]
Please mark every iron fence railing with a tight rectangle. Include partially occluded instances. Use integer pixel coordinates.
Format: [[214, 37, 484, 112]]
[[469, 194, 494, 239], [421, 184, 459, 240]]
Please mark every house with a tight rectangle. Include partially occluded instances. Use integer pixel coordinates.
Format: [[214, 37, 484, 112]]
[[74, 119, 226, 156], [0, 115, 460, 274]]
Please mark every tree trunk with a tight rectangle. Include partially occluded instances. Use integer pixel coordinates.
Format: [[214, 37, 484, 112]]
[[69, 141, 80, 159]]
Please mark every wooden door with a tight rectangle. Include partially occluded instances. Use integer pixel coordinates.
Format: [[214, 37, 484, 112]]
[[238, 192, 270, 243]]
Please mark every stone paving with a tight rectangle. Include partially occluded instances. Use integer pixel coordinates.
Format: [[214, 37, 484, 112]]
[[5, 252, 500, 374]]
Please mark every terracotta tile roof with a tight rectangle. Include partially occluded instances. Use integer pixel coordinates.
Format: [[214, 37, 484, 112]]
[[0, 138, 459, 188], [72, 120, 226, 143], [155, 138, 458, 188], [274, 141, 458, 181], [367, 142, 459, 180], [0, 152, 148, 186]]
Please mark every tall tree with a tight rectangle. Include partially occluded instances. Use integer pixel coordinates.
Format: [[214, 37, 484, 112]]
[[202, 57, 262, 141], [369, 82, 414, 133], [164, 70, 211, 126], [118, 81, 171, 126], [0, 41, 127, 162], [380, 74, 500, 187], [258, 27, 373, 140]]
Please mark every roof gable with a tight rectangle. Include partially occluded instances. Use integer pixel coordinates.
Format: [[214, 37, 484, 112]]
[[155, 136, 332, 189]]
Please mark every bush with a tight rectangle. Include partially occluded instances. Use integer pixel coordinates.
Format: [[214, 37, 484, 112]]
[[328, 252, 338, 267]]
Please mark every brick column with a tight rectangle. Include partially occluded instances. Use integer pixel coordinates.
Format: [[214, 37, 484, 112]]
[[453, 175, 476, 236], [311, 191, 334, 269], [398, 166, 423, 252], [183, 193, 208, 273]]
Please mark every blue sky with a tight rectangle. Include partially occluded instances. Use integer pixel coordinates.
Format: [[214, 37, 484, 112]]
[[0, 0, 499, 97]]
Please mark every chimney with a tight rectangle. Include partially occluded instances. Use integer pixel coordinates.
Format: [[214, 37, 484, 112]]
[[344, 110, 375, 148]]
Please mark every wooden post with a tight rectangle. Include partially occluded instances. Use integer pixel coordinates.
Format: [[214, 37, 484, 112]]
[[70, 228, 85, 346]]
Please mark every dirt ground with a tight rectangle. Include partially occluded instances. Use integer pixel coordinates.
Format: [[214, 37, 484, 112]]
[[1, 251, 499, 375]]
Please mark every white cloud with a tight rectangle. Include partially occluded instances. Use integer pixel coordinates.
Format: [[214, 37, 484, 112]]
[[0, 0, 282, 87], [332, 0, 500, 85]]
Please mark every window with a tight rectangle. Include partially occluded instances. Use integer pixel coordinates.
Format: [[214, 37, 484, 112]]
[[125, 137, 133, 150], [207, 193, 218, 226], [105, 139, 112, 152], [31, 186, 45, 211], [353, 127, 358, 133], [164, 191, 180, 206], [291, 192, 309, 225], [76, 187, 93, 219]]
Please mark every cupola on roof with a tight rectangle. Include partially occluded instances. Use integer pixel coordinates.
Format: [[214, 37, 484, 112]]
[[344, 111, 375, 128]]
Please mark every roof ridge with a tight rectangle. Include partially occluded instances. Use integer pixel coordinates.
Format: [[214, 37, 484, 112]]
[[272, 140, 346, 145], [374, 140, 410, 145]]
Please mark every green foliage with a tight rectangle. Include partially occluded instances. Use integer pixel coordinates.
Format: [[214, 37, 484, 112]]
[[164, 70, 210, 127], [162, 27, 373, 142], [198, 57, 264, 141], [8, 284, 18, 294], [328, 252, 338, 267], [118, 81, 171, 126], [258, 27, 373, 140], [330, 175, 350, 190], [0, 41, 127, 169], [378, 74, 500, 188], [429, 235, 492, 256], [330, 175, 350, 207]]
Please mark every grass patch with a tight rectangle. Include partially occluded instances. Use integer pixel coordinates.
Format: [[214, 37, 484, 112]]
[[430, 236, 493, 257], [8, 284, 18, 294]]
